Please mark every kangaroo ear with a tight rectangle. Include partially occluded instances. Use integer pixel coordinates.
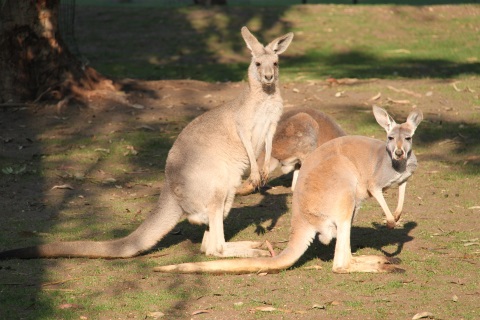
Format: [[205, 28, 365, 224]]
[[373, 106, 396, 132], [266, 32, 294, 55], [241, 26, 264, 57], [406, 109, 423, 132]]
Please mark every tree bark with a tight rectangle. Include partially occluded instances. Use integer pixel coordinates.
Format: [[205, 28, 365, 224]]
[[0, 0, 112, 105]]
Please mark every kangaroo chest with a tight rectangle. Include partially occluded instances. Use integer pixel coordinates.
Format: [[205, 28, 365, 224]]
[[251, 98, 283, 154], [381, 158, 417, 190]]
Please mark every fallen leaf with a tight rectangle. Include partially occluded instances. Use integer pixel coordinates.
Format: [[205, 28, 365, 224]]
[[337, 78, 358, 84], [386, 49, 411, 54], [387, 97, 411, 104], [131, 104, 145, 109], [312, 304, 326, 309], [387, 85, 421, 97], [370, 92, 381, 101], [468, 206, 480, 210], [73, 172, 85, 180], [234, 302, 244, 307], [452, 294, 458, 302], [58, 303, 82, 310], [255, 306, 276, 312], [137, 125, 155, 131], [335, 91, 345, 97], [192, 309, 210, 316], [124, 145, 138, 156], [304, 265, 322, 270], [257, 272, 268, 276], [293, 88, 300, 93], [102, 178, 117, 184], [94, 148, 110, 154], [463, 242, 479, 247], [146, 311, 165, 318], [451, 82, 462, 92], [412, 311, 434, 319], [51, 184, 74, 190]]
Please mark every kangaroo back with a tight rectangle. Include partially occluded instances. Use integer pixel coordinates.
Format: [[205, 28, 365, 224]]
[[272, 107, 346, 162]]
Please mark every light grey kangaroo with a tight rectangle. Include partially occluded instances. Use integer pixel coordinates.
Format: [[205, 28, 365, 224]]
[[236, 107, 346, 195], [0, 27, 294, 259], [153, 106, 423, 274]]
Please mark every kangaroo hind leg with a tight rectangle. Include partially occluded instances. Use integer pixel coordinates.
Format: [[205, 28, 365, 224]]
[[331, 194, 402, 273], [201, 189, 270, 258]]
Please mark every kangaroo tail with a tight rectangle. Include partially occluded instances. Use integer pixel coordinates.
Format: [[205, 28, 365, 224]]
[[0, 187, 183, 259], [153, 224, 316, 274]]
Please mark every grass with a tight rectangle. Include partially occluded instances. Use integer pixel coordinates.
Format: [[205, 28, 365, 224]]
[[72, 3, 480, 82]]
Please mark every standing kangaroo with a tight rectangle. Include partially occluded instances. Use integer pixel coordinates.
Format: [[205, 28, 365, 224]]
[[0, 27, 294, 259], [236, 107, 346, 195], [154, 106, 423, 274]]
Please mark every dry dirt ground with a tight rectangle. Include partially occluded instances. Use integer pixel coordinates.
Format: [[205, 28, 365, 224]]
[[0, 78, 479, 319]]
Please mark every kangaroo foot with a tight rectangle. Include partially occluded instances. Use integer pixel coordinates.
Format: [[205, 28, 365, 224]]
[[333, 255, 404, 273]]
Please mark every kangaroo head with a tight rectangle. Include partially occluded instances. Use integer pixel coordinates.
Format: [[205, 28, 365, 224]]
[[373, 106, 423, 161], [241, 26, 293, 92]]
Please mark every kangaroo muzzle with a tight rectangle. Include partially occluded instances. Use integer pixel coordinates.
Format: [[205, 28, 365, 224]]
[[394, 148, 405, 160]]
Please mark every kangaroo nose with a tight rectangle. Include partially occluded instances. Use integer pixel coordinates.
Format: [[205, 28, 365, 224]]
[[265, 74, 273, 81], [395, 149, 404, 157]]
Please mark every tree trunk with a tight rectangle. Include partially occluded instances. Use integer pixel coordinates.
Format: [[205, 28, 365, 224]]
[[0, 0, 112, 105]]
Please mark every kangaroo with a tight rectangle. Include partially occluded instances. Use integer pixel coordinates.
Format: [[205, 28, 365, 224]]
[[236, 107, 346, 195], [153, 106, 423, 274], [0, 27, 294, 259]]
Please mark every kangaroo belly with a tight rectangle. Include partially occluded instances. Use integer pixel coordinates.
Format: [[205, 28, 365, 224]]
[[251, 99, 282, 155]]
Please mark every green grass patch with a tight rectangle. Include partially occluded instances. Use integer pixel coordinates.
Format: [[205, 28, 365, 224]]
[[73, 4, 480, 82]]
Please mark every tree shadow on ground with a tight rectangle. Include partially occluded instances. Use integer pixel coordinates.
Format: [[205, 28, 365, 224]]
[[285, 51, 480, 79]]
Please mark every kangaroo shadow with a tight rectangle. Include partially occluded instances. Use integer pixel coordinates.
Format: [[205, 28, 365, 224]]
[[146, 190, 291, 254], [294, 221, 417, 269]]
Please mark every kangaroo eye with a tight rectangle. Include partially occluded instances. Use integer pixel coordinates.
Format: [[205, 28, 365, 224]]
[[405, 136, 412, 141], [255, 62, 261, 67], [273, 62, 278, 67], [388, 136, 394, 141]]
